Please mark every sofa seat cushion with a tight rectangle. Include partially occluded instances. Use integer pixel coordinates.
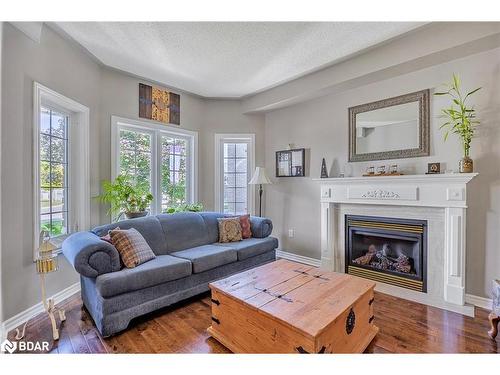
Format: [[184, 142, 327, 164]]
[[217, 237, 278, 261], [95, 255, 192, 298], [171, 244, 237, 273]]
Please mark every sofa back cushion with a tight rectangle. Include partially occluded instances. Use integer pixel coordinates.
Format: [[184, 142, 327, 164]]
[[92, 216, 168, 255], [157, 212, 211, 253], [199, 212, 230, 243]]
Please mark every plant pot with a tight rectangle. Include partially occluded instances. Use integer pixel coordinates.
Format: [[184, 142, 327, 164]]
[[124, 211, 149, 219], [459, 156, 473, 173]]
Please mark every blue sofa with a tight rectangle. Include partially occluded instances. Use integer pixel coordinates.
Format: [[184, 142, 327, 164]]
[[62, 212, 277, 336]]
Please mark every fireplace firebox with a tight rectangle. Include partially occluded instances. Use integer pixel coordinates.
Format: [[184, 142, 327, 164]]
[[345, 215, 427, 292]]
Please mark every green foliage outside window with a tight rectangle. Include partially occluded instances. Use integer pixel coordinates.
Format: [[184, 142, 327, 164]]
[[41, 219, 64, 236], [164, 202, 204, 214]]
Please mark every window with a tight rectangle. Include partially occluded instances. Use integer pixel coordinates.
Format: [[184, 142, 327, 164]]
[[160, 136, 188, 211], [34, 82, 90, 257], [215, 134, 255, 215], [111, 116, 197, 217], [39, 106, 69, 237], [118, 129, 152, 191]]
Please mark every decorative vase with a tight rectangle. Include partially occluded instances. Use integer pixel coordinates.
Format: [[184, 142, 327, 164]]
[[459, 156, 473, 173], [125, 211, 148, 219]]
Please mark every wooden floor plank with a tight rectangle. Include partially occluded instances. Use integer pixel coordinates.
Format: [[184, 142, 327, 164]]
[[6, 289, 500, 354]]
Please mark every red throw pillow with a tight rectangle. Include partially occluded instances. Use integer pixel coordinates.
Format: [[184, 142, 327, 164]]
[[239, 215, 252, 239], [100, 227, 120, 243]]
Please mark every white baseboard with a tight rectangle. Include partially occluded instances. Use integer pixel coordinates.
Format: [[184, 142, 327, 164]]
[[2, 282, 80, 336], [276, 251, 494, 312], [276, 250, 321, 267], [465, 294, 493, 310]]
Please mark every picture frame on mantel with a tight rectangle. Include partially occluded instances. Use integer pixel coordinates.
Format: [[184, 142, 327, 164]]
[[276, 148, 305, 177]]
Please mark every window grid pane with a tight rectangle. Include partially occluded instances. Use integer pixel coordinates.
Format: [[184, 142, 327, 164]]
[[161, 136, 187, 212], [39, 107, 69, 236], [119, 129, 152, 192], [223, 142, 248, 215]]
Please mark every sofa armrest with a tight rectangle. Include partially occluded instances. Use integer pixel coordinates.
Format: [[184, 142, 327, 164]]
[[62, 232, 121, 278], [250, 216, 273, 238]]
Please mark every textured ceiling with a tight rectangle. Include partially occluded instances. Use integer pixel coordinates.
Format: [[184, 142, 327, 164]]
[[54, 22, 424, 98]]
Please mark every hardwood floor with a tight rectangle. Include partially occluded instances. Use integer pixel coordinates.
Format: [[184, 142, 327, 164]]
[[7, 291, 499, 354]]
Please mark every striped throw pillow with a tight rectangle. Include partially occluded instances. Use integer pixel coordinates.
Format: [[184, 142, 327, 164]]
[[109, 228, 156, 268]]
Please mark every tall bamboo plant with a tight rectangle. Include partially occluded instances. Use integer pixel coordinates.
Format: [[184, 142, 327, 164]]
[[434, 74, 481, 159]]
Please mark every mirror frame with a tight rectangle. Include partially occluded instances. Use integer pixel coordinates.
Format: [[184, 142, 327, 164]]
[[348, 89, 430, 162]]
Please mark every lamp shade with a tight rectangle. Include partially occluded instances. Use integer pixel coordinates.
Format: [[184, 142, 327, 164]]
[[248, 167, 272, 185]]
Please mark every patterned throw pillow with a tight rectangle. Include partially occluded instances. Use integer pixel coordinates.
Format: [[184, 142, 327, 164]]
[[239, 214, 252, 239], [109, 228, 156, 268], [218, 217, 243, 243]]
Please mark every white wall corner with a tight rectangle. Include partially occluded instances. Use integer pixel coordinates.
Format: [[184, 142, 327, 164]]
[[10, 22, 43, 43]]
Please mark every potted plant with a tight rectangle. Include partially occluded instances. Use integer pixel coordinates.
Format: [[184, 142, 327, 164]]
[[435, 74, 481, 173], [99, 174, 154, 221]]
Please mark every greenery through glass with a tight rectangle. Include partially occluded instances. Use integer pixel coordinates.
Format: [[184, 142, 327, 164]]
[[161, 136, 187, 212], [164, 202, 204, 214], [119, 129, 152, 191], [39, 106, 68, 237], [114, 129, 193, 216], [435, 74, 481, 157]]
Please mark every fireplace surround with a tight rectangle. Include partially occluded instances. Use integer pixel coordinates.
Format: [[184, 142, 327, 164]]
[[345, 215, 427, 292], [315, 173, 477, 316]]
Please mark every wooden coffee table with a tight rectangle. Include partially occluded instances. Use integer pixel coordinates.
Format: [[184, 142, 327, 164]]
[[207, 259, 378, 353]]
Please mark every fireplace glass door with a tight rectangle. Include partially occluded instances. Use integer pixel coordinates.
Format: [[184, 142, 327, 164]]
[[345, 215, 427, 292]]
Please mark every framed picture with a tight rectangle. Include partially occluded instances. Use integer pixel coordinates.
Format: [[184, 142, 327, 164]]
[[426, 162, 441, 174], [139, 83, 180, 125], [276, 148, 305, 177]]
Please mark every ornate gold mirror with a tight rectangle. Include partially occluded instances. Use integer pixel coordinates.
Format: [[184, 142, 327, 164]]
[[348, 90, 430, 162]]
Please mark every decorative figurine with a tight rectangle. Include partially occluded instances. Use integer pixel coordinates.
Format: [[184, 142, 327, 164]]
[[320, 158, 329, 178]]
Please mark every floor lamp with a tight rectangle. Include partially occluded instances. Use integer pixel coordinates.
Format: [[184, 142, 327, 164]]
[[248, 167, 272, 217], [35, 231, 66, 340]]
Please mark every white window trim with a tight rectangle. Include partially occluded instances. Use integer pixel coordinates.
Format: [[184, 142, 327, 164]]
[[33, 82, 90, 259], [214, 133, 255, 215], [111, 116, 198, 217]]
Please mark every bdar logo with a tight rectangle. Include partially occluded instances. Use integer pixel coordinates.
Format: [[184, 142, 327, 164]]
[[1, 339, 17, 354]]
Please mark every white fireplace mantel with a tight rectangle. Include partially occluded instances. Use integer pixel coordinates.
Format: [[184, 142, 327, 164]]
[[314, 173, 478, 315]]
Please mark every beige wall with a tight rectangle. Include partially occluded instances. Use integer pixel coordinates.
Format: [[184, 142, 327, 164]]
[[201, 100, 265, 210], [2, 21, 499, 321], [263, 45, 500, 298], [98, 71, 265, 219], [97, 68, 207, 223], [1, 23, 265, 320], [1, 24, 101, 320]]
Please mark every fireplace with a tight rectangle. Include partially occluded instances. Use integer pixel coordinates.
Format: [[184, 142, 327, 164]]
[[345, 215, 427, 292]]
